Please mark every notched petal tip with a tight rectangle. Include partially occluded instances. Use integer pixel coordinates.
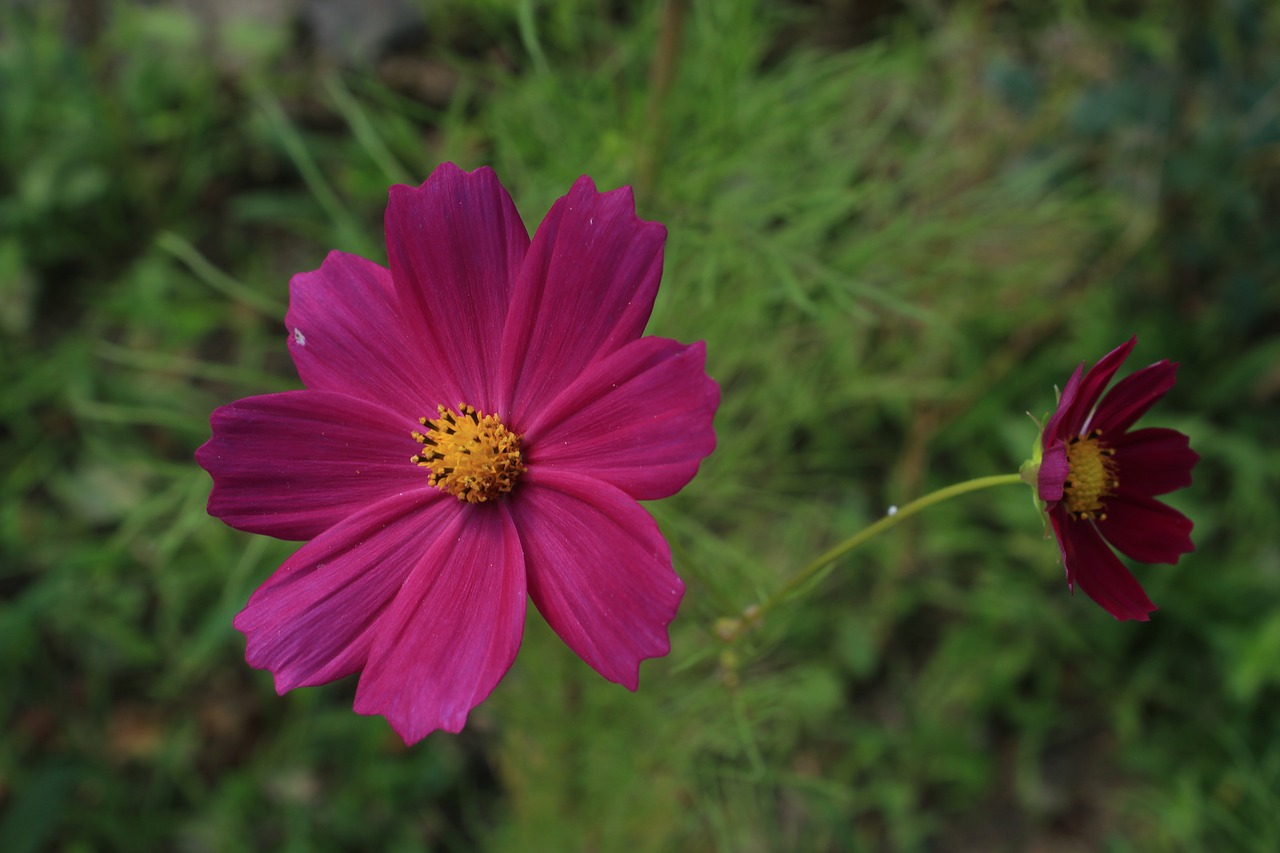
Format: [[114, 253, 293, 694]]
[[389, 160, 486, 195], [567, 173, 600, 196], [564, 173, 665, 240]]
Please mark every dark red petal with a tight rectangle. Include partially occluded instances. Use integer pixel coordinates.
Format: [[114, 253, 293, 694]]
[[232, 489, 450, 693], [286, 251, 444, 415], [196, 391, 431, 540], [1110, 427, 1199, 496], [385, 163, 530, 413], [1037, 440, 1069, 504], [511, 469, 684, 690], [500, 176, 666, 424], [354, 502, 526, 744], [1059, 337, 1137, 436], [1097, 489, 1195, 565], [1090, 360, 1178, 435], [522, 337, 719, 501], [1041, 362, 1085, 447], [1048, 509, 1072, 573], [1052, 509, 1157, 621]]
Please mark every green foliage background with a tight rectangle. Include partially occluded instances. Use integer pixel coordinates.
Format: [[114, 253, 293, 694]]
[[2, 0, 1278, 849]]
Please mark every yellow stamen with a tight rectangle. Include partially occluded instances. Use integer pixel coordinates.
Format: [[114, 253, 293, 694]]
[[411, 403, 525, 503], [1063, 430, 1118, 520]]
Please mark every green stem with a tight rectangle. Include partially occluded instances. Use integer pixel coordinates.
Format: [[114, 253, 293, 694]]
[[720, 473, 1026, 638]]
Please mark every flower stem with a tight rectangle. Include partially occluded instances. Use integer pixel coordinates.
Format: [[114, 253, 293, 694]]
[[716, 473, 1026, 641], [636, 0, 687, 204]]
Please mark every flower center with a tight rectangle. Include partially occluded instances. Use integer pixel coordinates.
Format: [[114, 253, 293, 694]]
[[411, 403, 526, 503], [1063, 430, 1118, 520]]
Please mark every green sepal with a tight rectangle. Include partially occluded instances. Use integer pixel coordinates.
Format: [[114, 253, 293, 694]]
[[1019, 412, 1052, 538]]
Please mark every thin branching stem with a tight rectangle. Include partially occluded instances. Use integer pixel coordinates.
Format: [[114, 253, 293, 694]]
[[718, 473, 1026, 641]]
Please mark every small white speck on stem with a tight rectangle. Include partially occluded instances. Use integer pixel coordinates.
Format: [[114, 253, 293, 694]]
[[886, 505, 898, 517]]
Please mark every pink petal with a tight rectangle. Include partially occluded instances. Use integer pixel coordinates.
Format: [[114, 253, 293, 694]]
[[1091, 360, 1178, 435], [196, 391, 431, 540], [1037, 440, 1069, 504], [1060, 336, 1137, 436], [1097, 489, 1195, 565], [385, 163, 530, 413], [510, 469, 684, 689], [521, 337, 718, 501], [354, 503, 526, 743], [500, 176, 666, 425], [287, 251, 444, 415], [232, 489, 449, 692], [1052, 510, 1157, 621], [1110, 427, 1199, 496]]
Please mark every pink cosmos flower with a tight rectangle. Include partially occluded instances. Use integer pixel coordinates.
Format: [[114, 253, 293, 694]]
[[196, 163, 719, 743], [1034, 337, 1197, 621]]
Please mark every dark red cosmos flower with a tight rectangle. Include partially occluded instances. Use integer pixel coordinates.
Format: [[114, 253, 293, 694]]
[[196, 163, 719, 743], [1033, 337, 1198, 621]]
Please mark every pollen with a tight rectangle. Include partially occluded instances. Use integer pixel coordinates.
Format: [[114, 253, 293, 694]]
[[1063, 430, 1118, 520], [411, 403, 526, 503]]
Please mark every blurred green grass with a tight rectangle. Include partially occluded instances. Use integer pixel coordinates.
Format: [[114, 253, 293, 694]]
[[2, 0, 1278, 850]]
